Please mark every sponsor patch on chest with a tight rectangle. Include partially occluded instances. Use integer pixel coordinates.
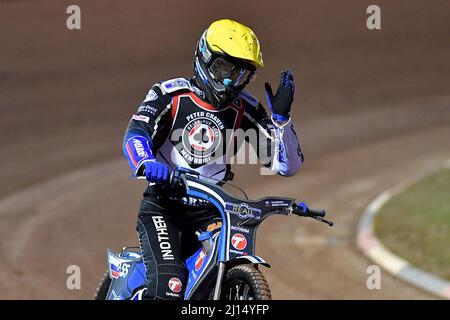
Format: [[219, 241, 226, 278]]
[[170, 95, 241, 168]]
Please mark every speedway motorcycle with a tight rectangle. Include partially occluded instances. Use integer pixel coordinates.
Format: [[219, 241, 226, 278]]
[[94, 167, 333, 300]]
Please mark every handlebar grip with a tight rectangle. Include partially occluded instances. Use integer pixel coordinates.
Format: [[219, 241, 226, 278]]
[[308, 208, 326, 217], [293, 203, 326, 217], [293, 204, 332, 226]]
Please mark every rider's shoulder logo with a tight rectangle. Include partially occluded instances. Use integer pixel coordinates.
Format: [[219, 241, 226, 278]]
[[162, 78, 191, 93], [144, 89, 158, 102]]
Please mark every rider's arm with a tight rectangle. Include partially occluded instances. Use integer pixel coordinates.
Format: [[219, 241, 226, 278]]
[[240, 92, 303, 177], [269, 116, 304, 176], [122, 84, 172, 177]]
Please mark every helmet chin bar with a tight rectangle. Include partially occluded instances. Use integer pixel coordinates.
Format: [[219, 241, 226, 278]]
[[209, 82, 240, 109], [193, 45, 254, 109], [209, 67, 251, 109], [194, 62, 244, 109]]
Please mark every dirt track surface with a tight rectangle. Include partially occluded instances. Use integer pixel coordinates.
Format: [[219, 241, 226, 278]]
[[1, 0, 449, 299]]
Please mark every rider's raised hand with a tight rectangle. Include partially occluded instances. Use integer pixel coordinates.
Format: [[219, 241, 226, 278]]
[[264, 70, 295, 122], [142, 160, 169, 183]]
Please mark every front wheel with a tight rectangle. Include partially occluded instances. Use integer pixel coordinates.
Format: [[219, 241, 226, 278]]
[[221, 265, 271, 300]]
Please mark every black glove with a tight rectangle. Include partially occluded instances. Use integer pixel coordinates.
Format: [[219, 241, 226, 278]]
[[264, 70, 295, 122]]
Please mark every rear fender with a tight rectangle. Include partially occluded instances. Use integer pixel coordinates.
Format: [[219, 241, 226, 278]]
[[106, 250, 145, 300]]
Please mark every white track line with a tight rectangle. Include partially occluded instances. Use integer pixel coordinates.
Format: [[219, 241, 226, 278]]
[[357, 160, 450, 300]]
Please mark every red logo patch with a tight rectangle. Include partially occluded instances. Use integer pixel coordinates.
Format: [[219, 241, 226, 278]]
[[231, 233, 247, 250], [195, 249, 207, 271], [168, 277, 182, 293]]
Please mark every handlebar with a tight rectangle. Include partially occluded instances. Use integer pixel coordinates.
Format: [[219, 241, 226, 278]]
[[291, 202, 333, 226], [291, 202, 324, 216], [140, 167, 333, 226], [308, 208, 326, 217]]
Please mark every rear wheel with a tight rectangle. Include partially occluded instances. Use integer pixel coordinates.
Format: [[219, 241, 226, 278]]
[[93, 271, 111, 300], [221, 265, 271, 300]]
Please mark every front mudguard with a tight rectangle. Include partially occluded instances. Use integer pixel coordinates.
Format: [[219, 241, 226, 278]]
[[228, 255, 271, 268]]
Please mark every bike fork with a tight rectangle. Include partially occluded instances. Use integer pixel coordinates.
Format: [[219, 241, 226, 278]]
[[213, 262, 226, 300]]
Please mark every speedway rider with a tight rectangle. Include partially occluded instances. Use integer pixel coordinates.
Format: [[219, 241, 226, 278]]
[[123, 19, 303, 300]]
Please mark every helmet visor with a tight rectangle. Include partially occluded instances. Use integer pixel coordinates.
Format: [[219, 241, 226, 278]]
[[209, 57, 255, 87]]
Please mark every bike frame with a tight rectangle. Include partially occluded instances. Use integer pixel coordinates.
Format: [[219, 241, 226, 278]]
[[104, 169, 299, 300], [178, 169, 297, 299]]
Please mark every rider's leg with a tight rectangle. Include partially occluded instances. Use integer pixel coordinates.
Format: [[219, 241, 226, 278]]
[[136, 197, 187, 300], [180, 205, 222, 260]]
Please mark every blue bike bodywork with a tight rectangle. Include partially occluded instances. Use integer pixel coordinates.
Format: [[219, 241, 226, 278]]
[[102, 168, 330, 300]]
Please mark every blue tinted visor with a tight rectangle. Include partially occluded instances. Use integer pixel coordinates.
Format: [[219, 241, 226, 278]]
[[208, 57, 255, 87]]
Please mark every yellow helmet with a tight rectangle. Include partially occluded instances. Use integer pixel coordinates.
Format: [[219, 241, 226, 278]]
[[206, 19, 264, 68], [193, 19, 264, 107]]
